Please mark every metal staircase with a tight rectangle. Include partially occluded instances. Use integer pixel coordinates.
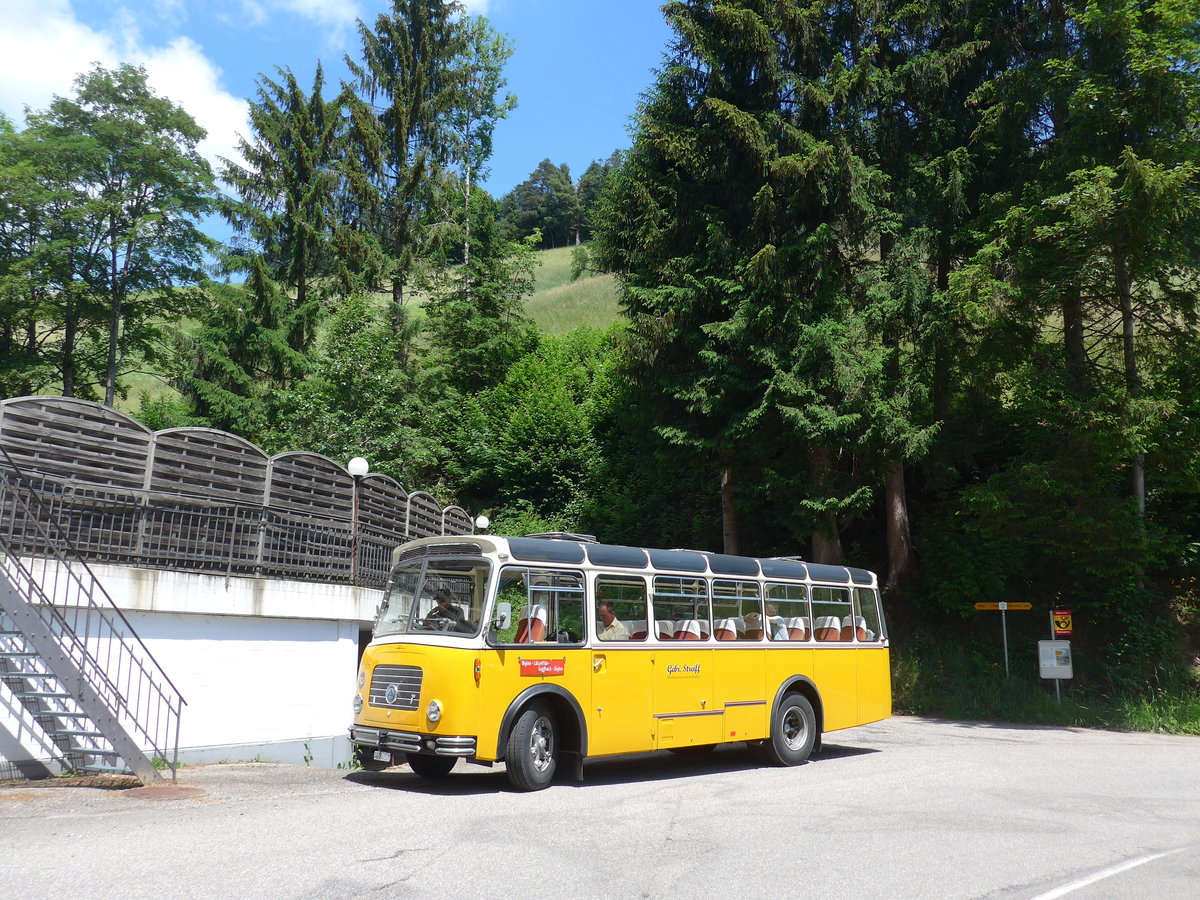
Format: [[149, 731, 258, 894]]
[[0, 457, 185, 783]]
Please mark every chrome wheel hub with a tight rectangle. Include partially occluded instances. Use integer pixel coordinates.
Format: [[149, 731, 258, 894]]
[[783, 707, 806, 751], [530, 716, 554, 772]]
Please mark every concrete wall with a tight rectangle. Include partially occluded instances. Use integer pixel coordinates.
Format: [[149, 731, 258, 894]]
[[0, 565, 382, 777]]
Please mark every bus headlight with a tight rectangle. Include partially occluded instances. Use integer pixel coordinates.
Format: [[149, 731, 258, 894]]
[[427, 699, 443, 723], [353, 694, 363, 714]]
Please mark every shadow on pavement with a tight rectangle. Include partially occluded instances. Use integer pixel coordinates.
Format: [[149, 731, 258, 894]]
[[344, 740, 880, 796]]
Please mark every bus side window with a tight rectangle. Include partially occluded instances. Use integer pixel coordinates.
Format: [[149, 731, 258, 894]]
[[811, 586, 851, 641], [764, 582, 809, 641], [854, 588, 883, 642], [595, 576, 648, 641], [499, 568, 586, 644], [712, 579, 761, 641], [652, 576, 711, 640]]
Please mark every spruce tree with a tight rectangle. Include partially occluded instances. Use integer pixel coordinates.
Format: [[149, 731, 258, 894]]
[[344, 0, 468, 346], [221, 64, 341, 354], [181, 258, 307, 437], [597, 1, 893, 559]]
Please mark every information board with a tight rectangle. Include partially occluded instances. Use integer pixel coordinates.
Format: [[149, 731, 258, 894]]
[[1038, 640, 1073, 680]]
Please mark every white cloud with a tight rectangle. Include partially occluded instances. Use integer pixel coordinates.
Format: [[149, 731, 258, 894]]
[[141, 38, 250, 172], [0, 0, 247, 175], [239, 0, 269, 27], [276, 0, 359, 28], [460, 0, 491, 13]]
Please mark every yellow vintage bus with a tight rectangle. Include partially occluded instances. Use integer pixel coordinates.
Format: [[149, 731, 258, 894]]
[[349, 532, 890, 791]]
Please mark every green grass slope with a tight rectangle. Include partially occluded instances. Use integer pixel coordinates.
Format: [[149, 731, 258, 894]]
[[109, 246, 622, 413], [524, 245, 622, 334]]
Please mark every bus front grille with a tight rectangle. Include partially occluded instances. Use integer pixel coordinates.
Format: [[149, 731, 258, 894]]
[[369, 665, 422, 710]]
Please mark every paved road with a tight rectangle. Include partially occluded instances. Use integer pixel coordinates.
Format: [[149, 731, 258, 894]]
[[1, 716, 1197, 899]]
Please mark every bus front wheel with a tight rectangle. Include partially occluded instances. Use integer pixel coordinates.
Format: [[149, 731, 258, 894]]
[[505, 701, 558, 791], [765, 693, 816, 766], [405, 753, 457, 778]]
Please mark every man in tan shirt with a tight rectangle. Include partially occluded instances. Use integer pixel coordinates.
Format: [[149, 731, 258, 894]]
[[598, 600, 629, 640]]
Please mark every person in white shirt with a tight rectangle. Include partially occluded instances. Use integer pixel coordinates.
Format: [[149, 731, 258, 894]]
[[597, 600, 629, 640]]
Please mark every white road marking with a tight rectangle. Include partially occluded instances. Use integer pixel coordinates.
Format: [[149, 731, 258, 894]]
[[1030, 848, 1188, 900]]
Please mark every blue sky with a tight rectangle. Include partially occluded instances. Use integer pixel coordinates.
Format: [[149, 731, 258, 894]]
[[0, 0, 673, 197]]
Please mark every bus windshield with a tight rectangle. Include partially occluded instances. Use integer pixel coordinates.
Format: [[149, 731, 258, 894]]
[[374, 557, 491, 638]]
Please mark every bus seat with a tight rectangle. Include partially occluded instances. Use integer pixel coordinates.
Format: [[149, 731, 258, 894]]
[[786, 617, 808, 641], [733, 617, 746, 637], [814, 616, 841, 641], [742, 612, 763, 640], [656, 619, 675, 640], [629, 620, 648, 639], [714, 618, 737, 641], [842, 616, 868, 641], [515, 605, 548, 643], [675, 620, 702, 640]]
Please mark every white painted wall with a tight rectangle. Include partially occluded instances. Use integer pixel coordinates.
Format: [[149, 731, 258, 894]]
[[122, 610, 359, 756], [0, 564, 383, 776]]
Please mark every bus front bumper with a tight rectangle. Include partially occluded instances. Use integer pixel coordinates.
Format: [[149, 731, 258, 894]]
[[350, 725, 477, 758]]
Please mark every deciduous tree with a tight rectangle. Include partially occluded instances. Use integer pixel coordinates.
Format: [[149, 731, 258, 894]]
[[25, 64, 216, 407]]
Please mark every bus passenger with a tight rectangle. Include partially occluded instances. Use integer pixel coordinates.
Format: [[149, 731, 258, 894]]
[[597, 601, 629, 641], [766, 603, 788, 640]]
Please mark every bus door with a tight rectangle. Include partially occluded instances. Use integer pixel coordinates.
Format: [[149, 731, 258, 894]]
[[649, 576, 721, 749], [811, 585, 858, 731], [711, 579, 769, 742], [854, 587, 891, 722], [589, 575, 654, 755]]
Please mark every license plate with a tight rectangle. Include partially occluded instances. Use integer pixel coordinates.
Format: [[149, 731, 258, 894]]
[[373, 750, 392, 763]]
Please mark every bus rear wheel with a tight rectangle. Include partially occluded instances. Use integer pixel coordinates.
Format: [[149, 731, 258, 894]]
[[765, 693, 816, 766], [405, 753, 457, 778], [505, 701, 558, 791]]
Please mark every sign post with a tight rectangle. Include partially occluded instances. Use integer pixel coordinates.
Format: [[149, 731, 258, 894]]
[[1046, 610, 1073, 702], [973, 601, 1032, 677]]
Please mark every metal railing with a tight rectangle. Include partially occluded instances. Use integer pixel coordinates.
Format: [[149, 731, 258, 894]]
[[0, 467, 412, 590], [1, 459, 186, 779]]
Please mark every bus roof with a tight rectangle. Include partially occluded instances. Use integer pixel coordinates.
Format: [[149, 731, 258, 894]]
[[403, 534, 877, 588]]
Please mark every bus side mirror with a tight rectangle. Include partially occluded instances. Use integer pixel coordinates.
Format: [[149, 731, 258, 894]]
[[492, 602, 511, 632]]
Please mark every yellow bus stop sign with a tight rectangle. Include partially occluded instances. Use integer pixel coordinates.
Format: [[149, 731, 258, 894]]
[[1053, 610, 1073, 636]]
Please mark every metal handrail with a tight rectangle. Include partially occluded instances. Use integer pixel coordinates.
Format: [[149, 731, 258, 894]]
[[1, 451, 186, 778]]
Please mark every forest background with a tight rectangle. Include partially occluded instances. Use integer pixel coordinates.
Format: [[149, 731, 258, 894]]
[[2, 0, 1199, 731]]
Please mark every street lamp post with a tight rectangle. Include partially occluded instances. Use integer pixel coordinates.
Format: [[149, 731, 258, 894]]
[[348, 457, 369, 584]]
